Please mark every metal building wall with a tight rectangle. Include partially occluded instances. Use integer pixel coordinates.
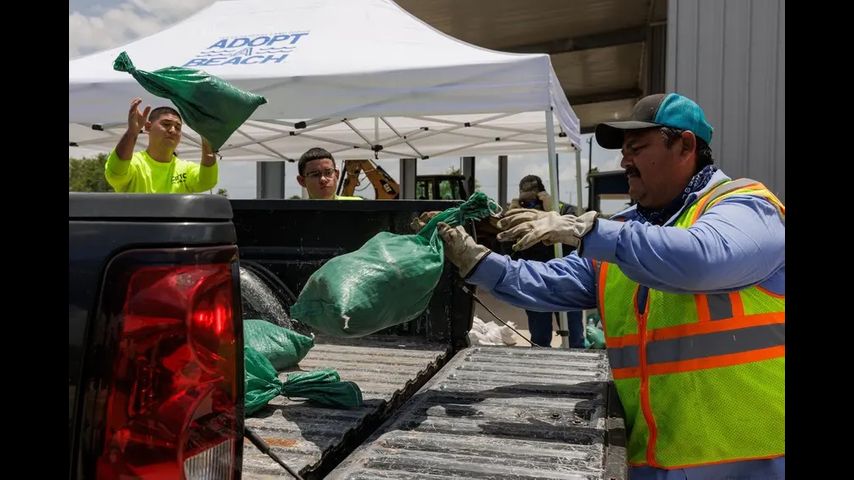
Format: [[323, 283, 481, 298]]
[[667, 0, 785, 201]]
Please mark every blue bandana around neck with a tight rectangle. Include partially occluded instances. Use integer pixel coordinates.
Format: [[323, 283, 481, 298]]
[[635, 165, 718, 225]]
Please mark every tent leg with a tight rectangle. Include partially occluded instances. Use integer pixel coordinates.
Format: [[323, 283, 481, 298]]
[[256, 161, 286, 199], [498, 155, 508, 208], [546, 109, 570, 349]]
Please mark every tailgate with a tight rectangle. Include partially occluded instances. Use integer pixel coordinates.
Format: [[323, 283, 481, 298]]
[[328, 346, 626, 480], [242, 335, 452, 479]]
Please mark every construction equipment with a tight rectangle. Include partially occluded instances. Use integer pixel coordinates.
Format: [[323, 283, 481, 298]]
[[415, 174, 468, 200], [337, 160, 401, 199], [587, 169, 631, 216], [337, 159, 468, 200]]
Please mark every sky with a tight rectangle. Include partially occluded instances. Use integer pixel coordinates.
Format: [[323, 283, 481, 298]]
[[70, 0, 627, 211]]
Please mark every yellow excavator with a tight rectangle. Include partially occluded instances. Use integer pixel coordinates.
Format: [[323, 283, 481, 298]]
[[336, 159, 469, 200], [337, 160, 401, 199]]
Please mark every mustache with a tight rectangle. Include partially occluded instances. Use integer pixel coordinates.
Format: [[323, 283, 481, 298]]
[[625, 167, 640, 177]]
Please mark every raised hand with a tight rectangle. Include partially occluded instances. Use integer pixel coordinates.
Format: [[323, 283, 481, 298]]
[[128, 97, 151, 134]]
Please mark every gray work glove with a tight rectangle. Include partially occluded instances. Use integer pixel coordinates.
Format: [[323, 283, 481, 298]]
[[410, 211, 440, 232], [414, 212, 503, 234], [498, 207, 551, 225], [496, 210, 599, 253], [437, 222, 491, 278]]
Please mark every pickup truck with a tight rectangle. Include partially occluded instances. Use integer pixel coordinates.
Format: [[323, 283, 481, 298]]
[[69, 193, 626, 480]]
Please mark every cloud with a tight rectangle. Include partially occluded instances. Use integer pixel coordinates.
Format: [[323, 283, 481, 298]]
[[70, 0, 217, 58]]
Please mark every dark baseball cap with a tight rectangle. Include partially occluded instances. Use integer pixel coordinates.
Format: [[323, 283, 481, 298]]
[[595, 93, 713, 149]]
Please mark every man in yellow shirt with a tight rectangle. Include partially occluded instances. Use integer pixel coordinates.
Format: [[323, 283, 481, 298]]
[[296, 147, 362, 200], [104, 97, 218, 193]]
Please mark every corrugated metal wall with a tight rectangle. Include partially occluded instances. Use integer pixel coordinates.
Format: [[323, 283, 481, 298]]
[[667, 0, 785, 201]]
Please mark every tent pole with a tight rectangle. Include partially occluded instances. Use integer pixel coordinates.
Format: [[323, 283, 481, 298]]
[[546, 109, 570, 349]]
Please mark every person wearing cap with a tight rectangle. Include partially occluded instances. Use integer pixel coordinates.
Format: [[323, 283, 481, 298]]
[[508, 174, 585, 348], [436, 93, 785, 478]]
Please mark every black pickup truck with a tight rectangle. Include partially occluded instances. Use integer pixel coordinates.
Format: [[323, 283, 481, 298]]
[[69, 193, 626, 480]]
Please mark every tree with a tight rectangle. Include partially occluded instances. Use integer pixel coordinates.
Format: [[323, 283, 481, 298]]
[[69, 154, 114, 192]]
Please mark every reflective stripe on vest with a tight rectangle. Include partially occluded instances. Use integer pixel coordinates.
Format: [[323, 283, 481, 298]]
[[608, 322, 784, 372], [690, 178, 785, 224], [599, 178, 785, 468]]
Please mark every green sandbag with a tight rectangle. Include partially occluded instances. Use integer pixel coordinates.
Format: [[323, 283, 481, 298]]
[[290, 192, 500, 337], [244, 320, 314, 371], [244, 347, 362, 416], [113, 51, 267, 151], [282, 369, 362, 409], [245, 347, 282, 415]]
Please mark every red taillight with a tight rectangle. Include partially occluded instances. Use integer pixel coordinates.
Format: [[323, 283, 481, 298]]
[[97, 263, 239, 480]]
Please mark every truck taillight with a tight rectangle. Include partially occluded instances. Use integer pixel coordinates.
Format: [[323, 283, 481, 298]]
[[97, 261, 240, 480]]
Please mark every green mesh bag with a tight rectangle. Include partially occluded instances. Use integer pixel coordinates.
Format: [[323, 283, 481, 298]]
[[244, 320, 314, 371], [113, 51, 267, 151], [244, 347, 362, 416], [291, 192, 500, 337]]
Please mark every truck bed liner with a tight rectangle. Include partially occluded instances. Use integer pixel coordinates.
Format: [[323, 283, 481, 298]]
[[242, 335, 452, 479], [328, 346, 625, 480]]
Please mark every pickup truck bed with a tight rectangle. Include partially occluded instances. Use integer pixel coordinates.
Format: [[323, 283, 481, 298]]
[[242, 336, 451, 479], [329, 346, 625, 480]]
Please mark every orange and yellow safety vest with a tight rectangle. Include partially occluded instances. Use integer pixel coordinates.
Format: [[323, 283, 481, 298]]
[[596, 178, 785, 468]]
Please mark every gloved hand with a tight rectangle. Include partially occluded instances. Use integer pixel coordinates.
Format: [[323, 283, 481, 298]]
[[497, 207, 551, 226], [496, 210, 599, 252], [413, 211, 503, 235], [410, 211, 440, 232], [437, 222, 491, 277]]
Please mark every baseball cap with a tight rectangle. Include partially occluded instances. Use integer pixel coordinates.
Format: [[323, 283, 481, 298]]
[[594, 93, 713, 149]]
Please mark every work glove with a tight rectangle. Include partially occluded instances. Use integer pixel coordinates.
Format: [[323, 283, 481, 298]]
[[497, 210, 599, 253], [437, 222, 491, 278], [410, 211, 440, 232], [412, 211, 503, 235], [497, 207, 551, 226]]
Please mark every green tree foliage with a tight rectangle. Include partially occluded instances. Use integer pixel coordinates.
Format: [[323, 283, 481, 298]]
[[69, 154, 114, 192]]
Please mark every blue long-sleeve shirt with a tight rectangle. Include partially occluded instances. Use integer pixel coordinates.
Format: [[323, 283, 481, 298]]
[[469, 169, 785, 313]]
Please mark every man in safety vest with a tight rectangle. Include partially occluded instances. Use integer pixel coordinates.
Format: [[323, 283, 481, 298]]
[[436, 93, 784, 479]]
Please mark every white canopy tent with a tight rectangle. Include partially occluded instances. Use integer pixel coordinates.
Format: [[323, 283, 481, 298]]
[[69, 0, 584, 347], [69, 0, 581, 167]]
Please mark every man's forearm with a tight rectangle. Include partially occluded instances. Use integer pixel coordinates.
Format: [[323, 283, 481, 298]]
[[200, 140, 216, 167], [115, 129, 138, 160], [468, 252, 598, 312]]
